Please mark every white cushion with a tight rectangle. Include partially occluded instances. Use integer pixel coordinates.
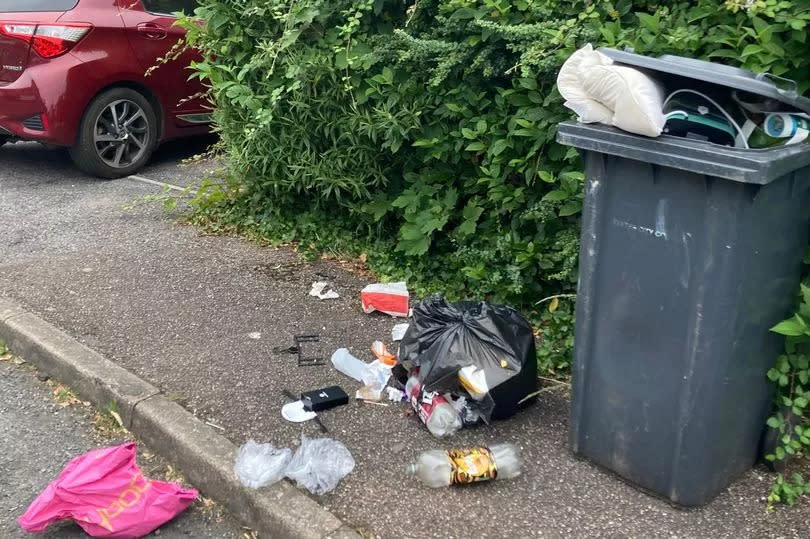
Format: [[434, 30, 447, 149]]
[[557, 44, 666, 137]]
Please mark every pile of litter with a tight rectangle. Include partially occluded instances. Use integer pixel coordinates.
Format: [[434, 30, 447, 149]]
[[272, 284, 536, 490]]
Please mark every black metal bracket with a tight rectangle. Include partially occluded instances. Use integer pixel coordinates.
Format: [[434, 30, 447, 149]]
[[294, 334, 325, 366]]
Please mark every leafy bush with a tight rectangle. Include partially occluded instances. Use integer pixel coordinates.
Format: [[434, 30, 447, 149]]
[[181, 0, 810, 377], [766, 252, 810, 508]]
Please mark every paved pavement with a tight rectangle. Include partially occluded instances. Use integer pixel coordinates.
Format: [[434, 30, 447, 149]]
[[0, 353, 241, 538], [1, 140, 809, 538]]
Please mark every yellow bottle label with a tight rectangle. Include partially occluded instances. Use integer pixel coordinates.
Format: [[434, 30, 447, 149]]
[[447, 447, 497, 484]]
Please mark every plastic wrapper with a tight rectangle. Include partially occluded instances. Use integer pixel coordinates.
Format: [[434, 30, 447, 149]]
[[234, 440, 292, 488], [360, 282, 409, 317], [398, 295, 537, 420], [285, 435, 355, 495], [18, 442, 197, 538]]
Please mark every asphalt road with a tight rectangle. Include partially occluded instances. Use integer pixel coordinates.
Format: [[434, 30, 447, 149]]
[[0, 354, 241, 538], [1, 140, 809, 538]]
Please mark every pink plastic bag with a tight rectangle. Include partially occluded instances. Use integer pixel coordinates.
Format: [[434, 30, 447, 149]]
[[19, 442, 197, 538], [361, 282, 409, 317]]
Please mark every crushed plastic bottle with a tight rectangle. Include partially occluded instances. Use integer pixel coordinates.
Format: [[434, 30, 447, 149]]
[[330, 348, 370, 382], [406, 375, 461, 438], [408, 443, 521, 488]]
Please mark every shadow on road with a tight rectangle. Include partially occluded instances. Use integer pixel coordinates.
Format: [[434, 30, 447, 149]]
[[0, 135, 218, 181]]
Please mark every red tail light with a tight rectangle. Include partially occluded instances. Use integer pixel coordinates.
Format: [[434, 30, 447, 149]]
[[0, 23, 91, 59]]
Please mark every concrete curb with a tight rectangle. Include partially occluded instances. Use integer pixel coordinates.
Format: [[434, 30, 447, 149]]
[[0, 297, 358, 539]]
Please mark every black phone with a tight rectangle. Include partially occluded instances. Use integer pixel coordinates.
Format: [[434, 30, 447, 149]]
[[300, 386, 349, 412]]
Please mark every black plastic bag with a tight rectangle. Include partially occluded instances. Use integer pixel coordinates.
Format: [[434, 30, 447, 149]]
[[398, 296, 537, 420]]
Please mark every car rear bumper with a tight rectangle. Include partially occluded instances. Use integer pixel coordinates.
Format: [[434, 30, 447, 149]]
[[0, 54, 85, 146]]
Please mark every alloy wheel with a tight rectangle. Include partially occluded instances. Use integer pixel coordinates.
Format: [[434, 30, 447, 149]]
[[92, 99, 150, 169]]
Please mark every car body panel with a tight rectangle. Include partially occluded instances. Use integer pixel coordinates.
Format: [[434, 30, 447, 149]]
[[0, 0, 208, 146]]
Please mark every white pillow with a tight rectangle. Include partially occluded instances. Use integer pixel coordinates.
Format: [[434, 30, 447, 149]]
[[583, 64, 665, 137], [557, 44, 666, 137], [557, 44, 613, 125]]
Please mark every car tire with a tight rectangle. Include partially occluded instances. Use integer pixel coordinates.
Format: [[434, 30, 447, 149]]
[[70, 88, 158, 179]]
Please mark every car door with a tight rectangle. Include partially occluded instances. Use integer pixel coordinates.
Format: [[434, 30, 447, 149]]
[[116, 0, 208, 129]]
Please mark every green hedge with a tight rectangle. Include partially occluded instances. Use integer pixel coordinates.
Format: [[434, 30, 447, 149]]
[[182, 0, 810, 374]]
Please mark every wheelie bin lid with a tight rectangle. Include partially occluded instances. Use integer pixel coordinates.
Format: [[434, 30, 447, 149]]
[[557, 48, 810, 184], [598, 47, 810, 115], [557, 122, 810, 185]]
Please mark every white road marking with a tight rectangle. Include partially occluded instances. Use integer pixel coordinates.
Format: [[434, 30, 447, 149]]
[[125, 174, 193, 193]]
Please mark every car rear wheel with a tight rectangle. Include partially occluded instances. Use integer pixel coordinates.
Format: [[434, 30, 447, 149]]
[[70, 88, 158, 179]]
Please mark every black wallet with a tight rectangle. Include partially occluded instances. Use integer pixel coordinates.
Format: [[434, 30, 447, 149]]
[[300, 386, 349, 411]]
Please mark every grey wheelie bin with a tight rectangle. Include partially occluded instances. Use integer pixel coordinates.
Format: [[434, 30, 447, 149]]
[[558, 49, 810, 506]]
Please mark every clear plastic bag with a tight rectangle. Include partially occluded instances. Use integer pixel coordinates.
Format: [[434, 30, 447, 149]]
[[285, 435, 355, 495], [234, 440, 292, 489]]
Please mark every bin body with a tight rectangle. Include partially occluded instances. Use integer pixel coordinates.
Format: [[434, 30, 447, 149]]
[[559, 122, 810, 506]]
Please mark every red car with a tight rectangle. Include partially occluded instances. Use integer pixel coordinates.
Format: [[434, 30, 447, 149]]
[[0, 0, 209, 177]]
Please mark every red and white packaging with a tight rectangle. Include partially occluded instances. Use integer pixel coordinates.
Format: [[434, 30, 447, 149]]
[[360, 282, 409, 317], [405, 374, 462, 437]]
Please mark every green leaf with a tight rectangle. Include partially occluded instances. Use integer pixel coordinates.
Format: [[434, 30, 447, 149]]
[[490, 139, 509, 156], [771, 318, 806, 336], [767, 416, 781, 429], [334, 51, 348, 69], [450, 7, 479, 20], [636, 12, 660, 32], [559, 201, 582, 217], [751, 17, 769, 35], [707, 49, 742, 60], [741, 44, 765, 58], [795, 397, 808, 408], [465, 142, 486, 151], [412, 138, 437, 147], [456, 202, 484, 238], [539, 171, 555, 184], [776, 446, 786, 460], [542, 190, 568, 202], [518, 78, 537, 90], [461, 128, 477, 139]]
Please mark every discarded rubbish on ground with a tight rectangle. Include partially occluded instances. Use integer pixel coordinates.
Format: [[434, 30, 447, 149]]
[[301, 385, 349, 411], [293, 334, 324, 367], [398, 295, 538, 435], [234, 436, 355, 495], [19, 442, 197, 538], [557, 44, 810, 147], [309, 281, 339, 300], [330, 347, 392, 401], [234, 440, 291, 489], [285, 435, 355, 495], [386, 386, 406, 403], [391, 323, 410, 342], [408, 443, 522, 488], [281, 399, 318, 423], [371, 340, 397, 366], [272, 334, 325, 367], [405, 372, 462, 437], [327, 295, 537, 437], [281, 389, 330, 432], [360, 282, 409, 317]]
